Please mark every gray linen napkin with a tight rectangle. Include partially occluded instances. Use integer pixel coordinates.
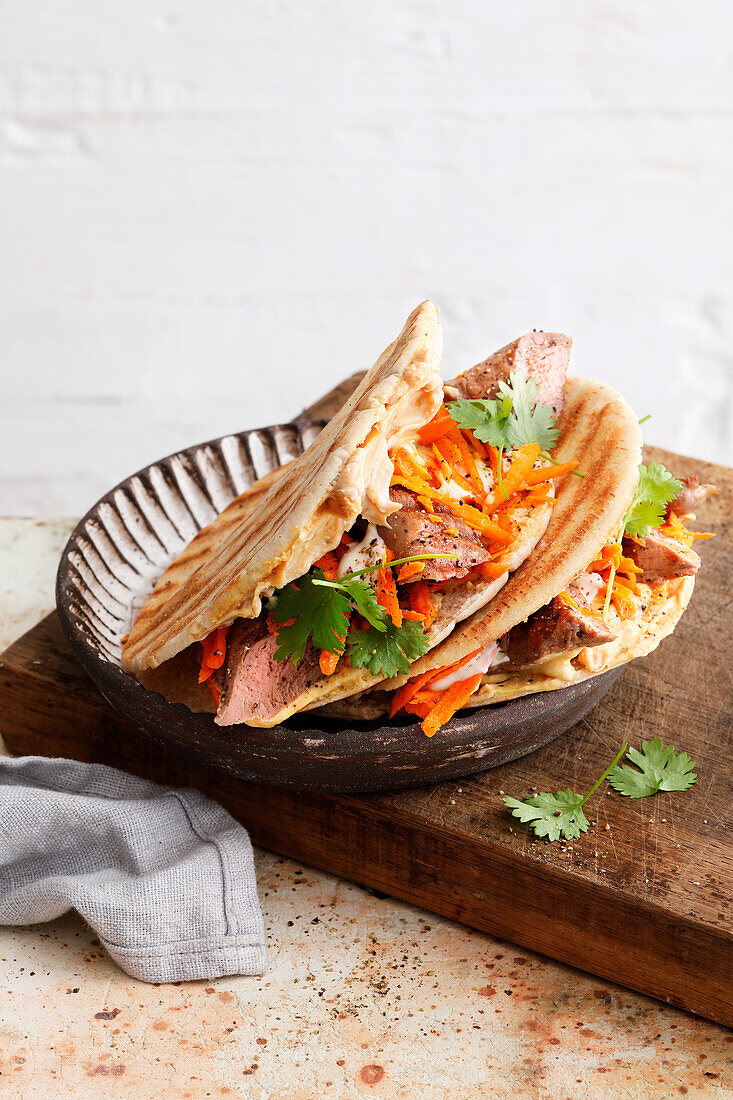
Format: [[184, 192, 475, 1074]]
[[0, 756, 267, 982]]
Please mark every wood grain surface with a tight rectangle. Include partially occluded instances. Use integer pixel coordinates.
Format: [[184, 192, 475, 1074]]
[[0, 379, 730, 1027]]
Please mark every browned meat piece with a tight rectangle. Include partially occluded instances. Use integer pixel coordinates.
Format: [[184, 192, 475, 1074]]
[[216, 619, 322, 726], [668, 475, 719, 517], [623, 532, 700, 585], [389, 487, 419, 512], [378, 507, 490, 582], [390, 487, 479, 539], [502, 592, 616, 668], [445, 331, 571, 416]]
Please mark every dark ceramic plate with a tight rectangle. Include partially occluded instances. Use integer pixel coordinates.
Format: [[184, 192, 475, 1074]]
[[56, 419, 621, 793]]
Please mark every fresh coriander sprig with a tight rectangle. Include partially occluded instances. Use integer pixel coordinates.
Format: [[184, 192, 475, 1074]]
[[504, 743, 627, 842], [267, 552, 457, 670], [268, 569, 353, 664], [608, 739, 697, 798], [623, 462, 683, 539], [506, 739, 697, 841], [447, 371, 560, 454]]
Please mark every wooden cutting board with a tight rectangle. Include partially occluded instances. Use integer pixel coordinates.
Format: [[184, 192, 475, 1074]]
[[0, 379, 730, 1027]]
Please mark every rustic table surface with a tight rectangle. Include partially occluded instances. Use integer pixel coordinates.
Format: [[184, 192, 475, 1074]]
[[0, 516, 731, 1098]]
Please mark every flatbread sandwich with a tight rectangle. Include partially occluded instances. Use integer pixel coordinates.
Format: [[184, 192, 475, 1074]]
[[123, 302, 578, 727], [123, 301, 717, 736]]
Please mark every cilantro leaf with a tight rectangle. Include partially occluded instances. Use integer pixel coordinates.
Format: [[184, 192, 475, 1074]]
[[504, 790, 590, 841], [330, 577, 387, 632], [347, 617, 431, 678], [269, 569, 350, 664], [499, 373, 560, 451], [447, 371, 559, 452], [447, 394, 512, 447], [623, 462, 683, 539], [608, 739, 697, 798], [504, 742, 627, 842], [269, 553, 456, 668]]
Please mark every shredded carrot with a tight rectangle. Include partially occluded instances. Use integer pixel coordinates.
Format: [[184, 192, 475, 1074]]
[[442, 503, 510, 545], [464, 431, 490, 461], [611, 584, 637, 620], [198, 626, 229, 685], [430, 432, 458, 467], [431, 443, 452, 481], [618, 554, 642, 576], [319, 649, 341, 676], [417, 408, 454, 444], [315, 550, 340, 580], [476, 561, 508, 579], [485, 444, 499, 483], [390, 648, 483, 718], [400, 608, 426, 621], [420, 674, 483, 738], [484, 444, 541, 512], [402, 692, 439, 719], [438, 463, 476, 498], [405, 581, 436, 628], [431, 437, 476, 496], [390, 668, 442, 718], [659, 512, 714, 547], [376, 552, 402, 627], [394, 447, 438, 487], [615, 574, 640, 596], [397, 560, 425, 583], [556, 591, 605, 619], [447, 426, 484, 496], [522, 459, 578, 486], [588, 543, 622, 573]]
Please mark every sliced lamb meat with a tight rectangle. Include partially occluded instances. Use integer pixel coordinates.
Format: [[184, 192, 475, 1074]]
[[668, 475, 719, 517], [216, 619, 322, 726], [389, 486, 420, 512], [622, 532, 700, 585], [444, 331, 571, 416], [378, 508, 490, 582], [502, 591, 616, 669], [390, 487, 480, 540]]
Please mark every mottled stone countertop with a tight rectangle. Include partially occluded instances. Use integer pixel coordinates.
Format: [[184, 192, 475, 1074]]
[[0, 518, 730, 1099]]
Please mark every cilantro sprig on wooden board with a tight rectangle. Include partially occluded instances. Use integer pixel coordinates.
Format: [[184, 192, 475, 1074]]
[[504, 743, 627, 841], [608, 739, 697, 798], [447, 371, 560, 453], [505, 739, 698, 841]]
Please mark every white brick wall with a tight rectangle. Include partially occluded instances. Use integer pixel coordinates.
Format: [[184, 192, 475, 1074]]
[[1, 0, 731, 514]]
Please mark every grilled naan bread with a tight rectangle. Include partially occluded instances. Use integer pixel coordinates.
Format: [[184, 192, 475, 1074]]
[[123, 300, 444, 673]]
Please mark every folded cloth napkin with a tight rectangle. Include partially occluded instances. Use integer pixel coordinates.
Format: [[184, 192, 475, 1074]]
[[0, 755, 267, 983]]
